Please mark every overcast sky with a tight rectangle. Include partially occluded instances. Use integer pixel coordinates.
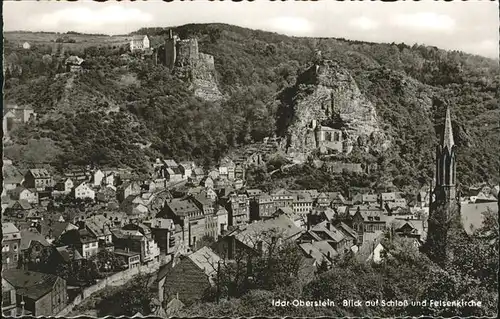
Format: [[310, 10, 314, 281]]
[[3, 0, 499, 59]]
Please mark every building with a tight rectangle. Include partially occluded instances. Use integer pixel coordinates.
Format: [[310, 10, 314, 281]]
[[65, 55, 85, 72], [18, 229, 52, 271], [292, 192, 313, 216], [200, 176, 214, 189], [2, 277, 17, 316], [23, 169, 52, 191], [143, 218, 176, 256], [113, 224, 160, 265], [73, 181, 95, 200], [311, 119, 344, 154], [219, 158, 236, 181], [2, 269, 67, 316], [422, 107, 459, 266], [84, 215, 114, 251], [179, 162, 194, 180], [351, 206, 388, 244], [2, 223, 22, 270], [160, 198, 206, 249], [159, 247, 220, 305], [225, 193, 250, 227], [250, 194, 276, 221], [58, 229, 99, 259], [3, 104, 37, 135], [117, 181, 141, 202], [114, 249, 141, 269], [92, 170, 105, 187], [8, 186, 38, 204], [270, 188, 294, 210], [214, 214, 303, 260], [130, 35, 150, 52]]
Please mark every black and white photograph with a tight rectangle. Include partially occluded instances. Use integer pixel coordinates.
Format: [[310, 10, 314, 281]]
[[1, 0, 499, 317]]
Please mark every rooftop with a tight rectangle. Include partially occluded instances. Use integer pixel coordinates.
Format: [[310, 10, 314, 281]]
[[3, 269, 61, 300]]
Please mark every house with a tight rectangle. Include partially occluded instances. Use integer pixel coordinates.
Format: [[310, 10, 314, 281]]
[[270, 188, 294, 209], [8, 186, 38, 204], [113, 224, 160, 265], [73, 181, 95, 200], [143, 218, 176, 256], [2, 276, 17, 316], [18, 229, 52, 270], [53, 178, 73, 194], [245, 189, 263, 199], [224, 193, 250, 227], [160, 247, 221, 305], [390, 218, 427, 244], [233, 179, 244, 190], [3, 104, 37, 134], [215, 206, 229, 236], [2, 163, 24, 190], [92, 169, 105, 187], [103, 172, 115, 186], [65, 55, 85, 72], [2, 223, 22, 270], [292, 192, 313, 216], [219, 158, 236, 180], [300, 220, 352, 255], [351, 206, 388, 244], [165, 167, 184, 183], [380, 192, 397, 204], [85, 215, 114, 251], [160, 198, 206, 249], [58, 229, 99, 259], [179, 162, 194, 180], [214, 214, 303, 260], [114, 249, 141, 269], [250, 194, 276, 221], [191, 167, 205, 182], [130, 35, 150, 52], [35, 220, 78, 244], [208, 169, 220, 180], [299, 240, 337, 267], [200, 176, 214, 189], [234, 165, 245, 180], [117, 181, 141, 202], [2, 269, 67, 316], [316, 192, 331, 207], [23, 169, 52, 191], [362, 194, 378, 205]]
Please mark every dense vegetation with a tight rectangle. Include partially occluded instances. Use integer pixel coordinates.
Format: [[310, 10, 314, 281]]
[[178, 210, 498, 317], [3, 23, 499, 188]]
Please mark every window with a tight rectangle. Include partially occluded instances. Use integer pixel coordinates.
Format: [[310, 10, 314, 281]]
[[2, 244, 9, 252], [14, 254, 18, 261], [2, 291, 12, 306], [13, 245, 18, 251]]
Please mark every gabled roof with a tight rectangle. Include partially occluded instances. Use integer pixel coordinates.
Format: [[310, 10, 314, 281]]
[[166, 198, 201, 217], [187, 247, 221, 280], [231, 214, 302, 248], [362, 194, 378, 202], [56, 245, 83, 263], [28, 168, 51, 178], [20, 229, 51, 250], [336, 222, 357, 240], [311, 221, 345, 243], [3, 269, 62, 300], [381, 192, 396, 201], [2, 222, 20, 234], [10, 199, 32, 210]]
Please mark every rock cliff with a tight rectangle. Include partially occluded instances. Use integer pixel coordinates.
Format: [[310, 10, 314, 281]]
[[173, 45, 223, 102], [277, 60, 389, 161]]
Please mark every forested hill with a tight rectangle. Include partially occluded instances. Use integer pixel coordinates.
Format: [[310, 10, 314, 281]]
[[3, 23, 499, 187]]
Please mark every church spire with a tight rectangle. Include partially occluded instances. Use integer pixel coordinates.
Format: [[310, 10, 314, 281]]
[[442, 106, 454, 150]]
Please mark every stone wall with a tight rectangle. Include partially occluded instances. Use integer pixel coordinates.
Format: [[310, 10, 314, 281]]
[[56, 261, 160, 316]]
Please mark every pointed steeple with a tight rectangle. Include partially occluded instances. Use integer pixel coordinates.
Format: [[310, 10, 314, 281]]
[[442, 106, 454, 150]]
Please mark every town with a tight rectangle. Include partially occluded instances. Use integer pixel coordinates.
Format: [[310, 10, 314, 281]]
[[2, 102, 499, 316]]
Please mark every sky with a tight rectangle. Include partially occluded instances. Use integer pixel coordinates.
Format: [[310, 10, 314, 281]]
[[3, 0, 499, 59]]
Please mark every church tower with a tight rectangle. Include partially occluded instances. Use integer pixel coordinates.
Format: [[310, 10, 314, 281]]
[[423, 106, 459, 266], [434, 106, 457, 205]]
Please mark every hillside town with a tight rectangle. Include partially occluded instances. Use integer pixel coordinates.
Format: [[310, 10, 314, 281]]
[[2, 103, 499, 316]]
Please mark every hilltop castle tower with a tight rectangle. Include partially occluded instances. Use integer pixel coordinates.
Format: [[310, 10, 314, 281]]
[[423, 106, 459, 266]]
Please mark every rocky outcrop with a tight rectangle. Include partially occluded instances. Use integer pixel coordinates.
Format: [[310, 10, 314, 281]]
[[278, 60, 389, 161], [172, 40, 223, 102]]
